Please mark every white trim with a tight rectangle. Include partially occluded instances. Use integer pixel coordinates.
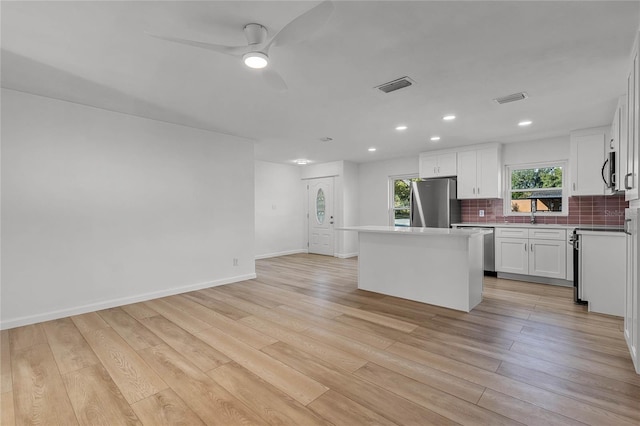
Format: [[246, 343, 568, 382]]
[[0, 273, 257, 330], [255, 249, 308, 260], [336, 252, 359, 259], [301, 174, 338, 180], [497, 272, 572, 287]]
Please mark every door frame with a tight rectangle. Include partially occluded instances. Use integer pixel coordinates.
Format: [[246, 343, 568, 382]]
[[304, 176, 336, 256]]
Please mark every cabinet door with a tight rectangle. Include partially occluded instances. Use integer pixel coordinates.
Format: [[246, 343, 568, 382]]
[[630, 47, 640, 200], [529, 239, 566, 279], [629, 49, 640, 201], [419, 154, 439, 178], [495, 237, 528, 274], [608, 108, 619, 194], [437, 152, 457, 177], [581, 234, 626, 317], [477, 147, 500, 198], [625, 208, 639, 372], [569, 133, 605, 196], [456, 150, 477, 199]]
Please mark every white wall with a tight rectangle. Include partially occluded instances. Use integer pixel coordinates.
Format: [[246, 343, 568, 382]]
[[1, 89, 255, 329], [254, 160, 305, 258], [502, 136, 570, 165], [341, 161, 360, 256], [358, 156, 419, 226]]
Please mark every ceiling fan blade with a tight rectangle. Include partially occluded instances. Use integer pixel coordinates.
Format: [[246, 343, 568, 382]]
[[262, 68, 288, 92], [266, 1, 334, 50], [146, 32, 249, 56]]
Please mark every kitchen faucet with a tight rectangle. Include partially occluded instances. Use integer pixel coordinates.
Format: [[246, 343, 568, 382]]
[[531, 201, 537, 224]]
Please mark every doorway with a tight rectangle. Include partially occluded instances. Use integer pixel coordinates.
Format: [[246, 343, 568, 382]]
[[307, 177, 334, 256]]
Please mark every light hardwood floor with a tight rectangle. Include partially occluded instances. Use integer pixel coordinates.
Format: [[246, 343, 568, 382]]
[[1, 253, 639, 425]]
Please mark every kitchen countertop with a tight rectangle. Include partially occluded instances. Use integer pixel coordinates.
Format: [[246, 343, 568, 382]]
[[453, 222, 624, 231], [339, 226, 491, 237]]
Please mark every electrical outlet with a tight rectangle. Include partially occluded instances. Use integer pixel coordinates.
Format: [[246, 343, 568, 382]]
[[479, 209, 485, 217], [233, 258, 238, 266]]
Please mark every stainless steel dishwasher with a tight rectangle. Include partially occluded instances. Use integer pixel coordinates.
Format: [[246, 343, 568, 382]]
[[457, 226, 495, 274]]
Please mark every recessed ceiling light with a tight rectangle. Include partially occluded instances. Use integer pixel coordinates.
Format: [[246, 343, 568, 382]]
[[294, 159, 309, 165], [442, 115, 456, 121], [395, 125, 408, 131], [368, 147, 377, 152], [430, 136, 441, 141], [518, 120, 533, 126]]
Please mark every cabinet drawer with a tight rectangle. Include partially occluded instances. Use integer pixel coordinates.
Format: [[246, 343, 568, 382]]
[[495, 228, 528, 238], [528, 228, 566, 240]]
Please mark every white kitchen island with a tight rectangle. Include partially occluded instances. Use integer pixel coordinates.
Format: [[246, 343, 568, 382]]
[[340, 226, 488, 312]]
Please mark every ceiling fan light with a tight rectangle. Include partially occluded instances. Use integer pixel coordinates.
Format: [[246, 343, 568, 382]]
[[243, 51, 268, 69]]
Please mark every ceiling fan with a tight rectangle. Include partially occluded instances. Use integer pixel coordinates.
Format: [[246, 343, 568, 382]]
[[147, 1, 334, 91]]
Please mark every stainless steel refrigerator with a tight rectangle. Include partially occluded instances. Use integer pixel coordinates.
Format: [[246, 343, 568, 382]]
[[409, 178, 461, 228]]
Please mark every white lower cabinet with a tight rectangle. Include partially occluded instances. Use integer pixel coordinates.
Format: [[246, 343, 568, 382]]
[[529, 239, 566, 279], [495, 237, 528, 274], [579, 232, 626, 317], [495, 227, 566, 279], [625, 207, 639, 373]]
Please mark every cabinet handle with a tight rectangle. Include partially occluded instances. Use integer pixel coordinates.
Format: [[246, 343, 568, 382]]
[[472, 187, 475, 194], [625, 173, 633, 190], [477, 187, 480, 194], [572, 182, 576, 191], [438, 166, 441, 173], [531, 243, 534, 252], [434, 167, 437, 174], [624, 218, 632, 235], [524, 244, 527, 252]]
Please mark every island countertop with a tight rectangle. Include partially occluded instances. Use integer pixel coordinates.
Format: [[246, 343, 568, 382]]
[[338, 225, 492, 237]]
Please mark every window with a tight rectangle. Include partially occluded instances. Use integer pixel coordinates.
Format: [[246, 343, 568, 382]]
[[505, 162, 567, 215], [390, 176, 419, 226], [316, 188, 325, 224]]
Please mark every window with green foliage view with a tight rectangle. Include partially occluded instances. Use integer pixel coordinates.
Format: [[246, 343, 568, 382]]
[[507, 163, 566, 214], [391, 177, 419, 226]]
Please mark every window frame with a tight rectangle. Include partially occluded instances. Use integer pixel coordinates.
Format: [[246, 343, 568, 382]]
[[504, 161, 568, 217], [389, 174, 418, 226]]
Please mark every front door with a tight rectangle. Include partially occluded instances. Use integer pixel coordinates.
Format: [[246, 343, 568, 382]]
[[308, 177, 334, 256]]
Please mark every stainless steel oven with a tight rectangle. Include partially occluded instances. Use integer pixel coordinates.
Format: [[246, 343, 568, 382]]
[[570, 229, 588, 305]]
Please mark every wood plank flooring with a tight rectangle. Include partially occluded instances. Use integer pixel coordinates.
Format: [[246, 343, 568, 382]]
[[1, 253, 639, 425]]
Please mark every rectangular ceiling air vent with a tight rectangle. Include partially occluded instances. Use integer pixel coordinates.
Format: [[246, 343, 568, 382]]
[[375, 77, 415, 94], [494, 92, 528, 104]]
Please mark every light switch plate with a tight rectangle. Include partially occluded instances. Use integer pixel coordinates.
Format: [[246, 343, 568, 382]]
[[479, 209, 485, 217]]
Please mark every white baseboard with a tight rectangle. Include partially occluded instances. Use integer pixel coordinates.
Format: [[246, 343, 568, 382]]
[[336, 252, 359, 259], [255, 249, 307, 260], [0, 273, 257, 330]]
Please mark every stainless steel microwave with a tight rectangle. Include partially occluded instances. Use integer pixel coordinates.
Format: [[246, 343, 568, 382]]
[[601, 151, 616, 189]]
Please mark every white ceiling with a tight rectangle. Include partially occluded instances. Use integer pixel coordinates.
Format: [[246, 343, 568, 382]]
[[2, 1, 639, 165]]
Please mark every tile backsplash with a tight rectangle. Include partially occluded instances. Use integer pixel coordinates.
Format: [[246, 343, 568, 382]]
[[461, 194, 627, 226]]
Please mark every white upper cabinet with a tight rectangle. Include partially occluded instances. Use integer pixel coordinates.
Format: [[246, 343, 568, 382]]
[[457, 145, 501, 199], [569, 129, 606, 196], [611, 95, 627, 194], [419, 152, 457, 178], [625, 33, 639, 201]]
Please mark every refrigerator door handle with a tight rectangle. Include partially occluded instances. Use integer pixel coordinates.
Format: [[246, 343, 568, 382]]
[[409, 188, 414, 226]]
